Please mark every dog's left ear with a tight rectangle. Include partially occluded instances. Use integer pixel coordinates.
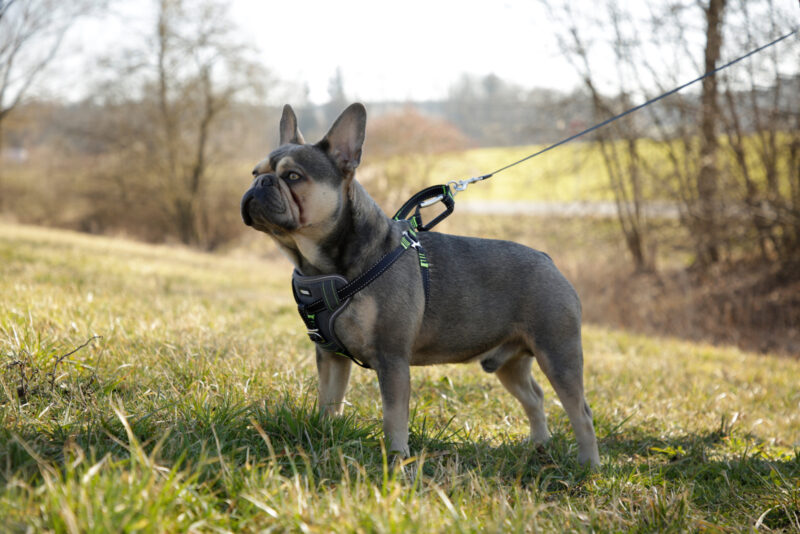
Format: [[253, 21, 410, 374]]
[[318, 103, 367, 179]]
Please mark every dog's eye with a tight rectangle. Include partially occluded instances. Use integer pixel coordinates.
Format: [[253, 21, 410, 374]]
[[285, 171, 302, 181]]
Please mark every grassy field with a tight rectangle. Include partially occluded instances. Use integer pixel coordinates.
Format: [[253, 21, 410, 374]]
[[368, 133, 798, 206], [365, 142, 614, 204], [1, 222, 799, 532]]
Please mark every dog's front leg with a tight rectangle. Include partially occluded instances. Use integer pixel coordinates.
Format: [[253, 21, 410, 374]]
[[316, 348, 352, 417], [376, 359, 411, 458]]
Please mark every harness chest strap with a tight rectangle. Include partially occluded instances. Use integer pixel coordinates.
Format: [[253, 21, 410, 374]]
[[291, 229, 430, 369]]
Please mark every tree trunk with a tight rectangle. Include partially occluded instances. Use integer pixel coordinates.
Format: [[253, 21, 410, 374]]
[[696, 0, 727, 265]]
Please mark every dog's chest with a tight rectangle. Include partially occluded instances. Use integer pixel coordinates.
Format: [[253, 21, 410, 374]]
[[333, 294, 379, 355]]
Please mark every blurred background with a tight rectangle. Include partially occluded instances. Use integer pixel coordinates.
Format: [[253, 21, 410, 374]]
[[1, 0, 798, 355]]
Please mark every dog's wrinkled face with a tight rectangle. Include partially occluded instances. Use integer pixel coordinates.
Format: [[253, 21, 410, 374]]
[[241, 104, 366, 240], [242, 145, 342, 233]]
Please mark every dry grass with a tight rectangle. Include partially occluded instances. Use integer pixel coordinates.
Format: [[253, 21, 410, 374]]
[[1, 222, 799, 532]]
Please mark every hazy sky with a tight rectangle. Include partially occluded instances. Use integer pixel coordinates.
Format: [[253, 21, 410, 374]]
[[227, 0, 577, 103], [48, 0, 800, 104], [52, 0, 582, 103]]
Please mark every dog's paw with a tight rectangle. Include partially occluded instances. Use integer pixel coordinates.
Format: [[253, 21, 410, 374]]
[[524, 427, 552, 446]]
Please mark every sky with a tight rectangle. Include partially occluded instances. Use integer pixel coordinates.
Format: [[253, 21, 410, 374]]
[[40, 0, 800, 105], [49, 0, 583, 104], [226, 0, 578, 103]]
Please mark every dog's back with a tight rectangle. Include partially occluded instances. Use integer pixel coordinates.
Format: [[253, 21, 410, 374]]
[[412, 231, 582, 363]]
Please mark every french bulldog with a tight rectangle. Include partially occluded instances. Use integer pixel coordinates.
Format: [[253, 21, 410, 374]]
[[241, 103, 600, 467]]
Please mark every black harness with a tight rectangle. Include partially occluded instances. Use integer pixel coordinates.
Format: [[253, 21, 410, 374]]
[[292, 227, 430, 369]]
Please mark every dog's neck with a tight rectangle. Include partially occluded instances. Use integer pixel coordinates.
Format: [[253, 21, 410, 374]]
[[288, 180, 396, 279]]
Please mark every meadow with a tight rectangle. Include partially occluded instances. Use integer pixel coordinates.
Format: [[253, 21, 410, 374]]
[[1, 222, 799, 532], [371, 135, 796, 203]]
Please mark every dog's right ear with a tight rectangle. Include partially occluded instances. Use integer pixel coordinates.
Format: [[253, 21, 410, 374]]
[[279, 104, 305, 145]]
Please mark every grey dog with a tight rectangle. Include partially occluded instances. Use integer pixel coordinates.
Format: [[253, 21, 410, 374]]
[[241, 103, 600, 467]]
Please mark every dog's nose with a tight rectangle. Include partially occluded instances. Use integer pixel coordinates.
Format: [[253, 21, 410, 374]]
[[254, 173, 276, 188]]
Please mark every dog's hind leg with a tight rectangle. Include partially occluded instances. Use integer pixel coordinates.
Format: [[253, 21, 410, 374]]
[[316, 348, 352, 417], [534, 337, 600, 467], [495, 354, 551, 445]]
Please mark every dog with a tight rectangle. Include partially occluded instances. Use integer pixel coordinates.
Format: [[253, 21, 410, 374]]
[[241, 103, 600, 467]]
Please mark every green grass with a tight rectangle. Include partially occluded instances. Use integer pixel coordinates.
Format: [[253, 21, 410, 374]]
[[423, 143, 613, 202], [372, 132, 798, 204], [1, 222, 798, 532], [368, 142, 614, 203]]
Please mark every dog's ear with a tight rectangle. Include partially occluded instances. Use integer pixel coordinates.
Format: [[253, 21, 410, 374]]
[[279, 104, 305, 145], [318, 103, 366, 178]]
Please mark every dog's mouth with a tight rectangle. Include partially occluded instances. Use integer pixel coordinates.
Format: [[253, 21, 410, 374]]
[[241, 190, 255, 226]]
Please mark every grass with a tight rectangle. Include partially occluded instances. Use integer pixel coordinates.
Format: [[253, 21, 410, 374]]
[[367, 142, 614, 203], [1, 222, 799, 532], [426, 143, 613, 202], [369, 132, 798, 204]]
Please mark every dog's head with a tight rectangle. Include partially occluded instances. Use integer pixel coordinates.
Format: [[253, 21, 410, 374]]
[[241, 103, 366, 239]]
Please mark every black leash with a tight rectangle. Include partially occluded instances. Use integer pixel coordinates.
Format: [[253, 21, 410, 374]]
[[394, 28, 798, 231]]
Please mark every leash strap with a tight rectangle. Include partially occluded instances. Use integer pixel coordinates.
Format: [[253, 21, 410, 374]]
[[483, 27, 798, 179], [392, 28, 799, 217]]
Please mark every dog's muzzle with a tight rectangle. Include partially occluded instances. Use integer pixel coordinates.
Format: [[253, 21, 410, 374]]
[[240, 188, 255, 226], [241, 174, 280, 226]]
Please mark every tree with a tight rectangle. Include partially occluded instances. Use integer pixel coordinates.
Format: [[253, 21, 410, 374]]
[[446, 73, 532, 146], [0, 0, 104, 208], [84, 0, 267, 248], [696, 0, 727, 265], [716, 0, 800, 270], [641, 0, 798, 270], [545, 0, 799, 273], [324, 67, 348, 127], [547, 1, 656, 271]]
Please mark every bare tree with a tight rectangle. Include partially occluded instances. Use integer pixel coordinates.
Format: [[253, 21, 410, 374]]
[[546, 0, 798, 274], [0, 0, 106, 131], [0, 0, 104, 207], [717, 0, 800, 270], [546, 1, 655, 271], [445, 73, 542, 146], [324, 67, 348, 127], [635, 0, 729, 266], [84, 0, 267, 248], [639, 0, 798, 270], [696, 0, 727, 265]]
